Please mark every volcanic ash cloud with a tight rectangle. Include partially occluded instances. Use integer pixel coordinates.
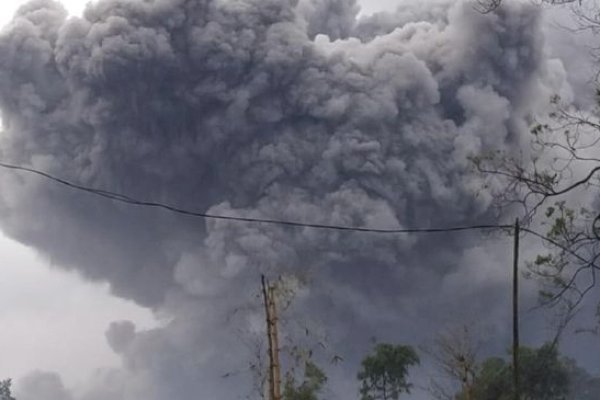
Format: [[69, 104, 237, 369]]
[[0, 0, 570, 398]]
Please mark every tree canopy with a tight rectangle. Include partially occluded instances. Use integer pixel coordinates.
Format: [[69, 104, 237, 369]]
[[562, 357, 600, 400], [357, 343, 420, 400], [283, 361, 327, 400], [456, 344, 574, 400], [0, 380, 15, 400]]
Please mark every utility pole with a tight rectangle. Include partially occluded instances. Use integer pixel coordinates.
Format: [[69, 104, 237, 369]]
[[261, 275, 282, 400], [512, 218, 520, 400]]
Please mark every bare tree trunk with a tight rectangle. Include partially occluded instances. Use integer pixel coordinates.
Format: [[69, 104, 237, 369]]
[[269, 285, 282, 400], [513, 219, 520, 400], [261, 275, 277, 400]]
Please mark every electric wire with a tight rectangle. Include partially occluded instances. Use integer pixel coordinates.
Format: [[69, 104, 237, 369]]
[[521, 227, 600, 270], [3, 161, 597, 396], [0, 161, 513, 234]]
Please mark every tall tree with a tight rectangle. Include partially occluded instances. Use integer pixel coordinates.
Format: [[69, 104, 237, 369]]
[[357, 343, 420, 400], [457, 343, 569, 400], [0, 380, 15, 400], [472, 0, 600, 333], [563, 357, 600, 400], [473, 92, 600, 334], [425, 325, 480, 400]]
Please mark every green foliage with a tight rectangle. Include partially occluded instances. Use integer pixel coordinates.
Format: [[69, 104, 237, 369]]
[[357, 343, 420, 400], [458, 344, 569, 400], [467, 357, 511, 400], [0, 380, 15, 400], [473, 88, 600, 330], [522, 201, 600, 313], [519, 344, 569, 400], [283, 361, 327, 400], [563, 357, 600, 400]]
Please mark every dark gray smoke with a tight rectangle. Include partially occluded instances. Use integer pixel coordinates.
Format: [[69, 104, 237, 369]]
[[0, 0, 574, 398]]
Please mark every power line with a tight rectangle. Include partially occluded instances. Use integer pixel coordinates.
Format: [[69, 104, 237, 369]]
[[0, 161, 513, 234], [521, 227, 600, 269], [521, 226, 600, 307]]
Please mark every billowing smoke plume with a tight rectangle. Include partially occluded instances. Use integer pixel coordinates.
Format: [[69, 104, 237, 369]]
[[0, 0, 571, 398]]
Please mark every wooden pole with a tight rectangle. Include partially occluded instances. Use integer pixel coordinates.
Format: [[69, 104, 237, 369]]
[[269, 285, 282, 400], [512, 219, 520, 400], [261, 275, 276, 400]]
